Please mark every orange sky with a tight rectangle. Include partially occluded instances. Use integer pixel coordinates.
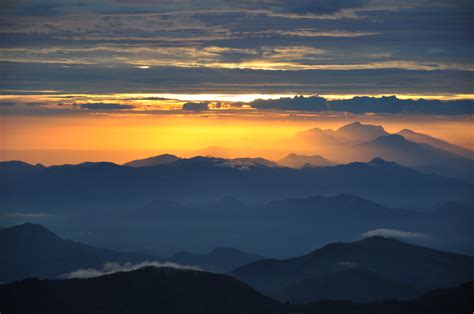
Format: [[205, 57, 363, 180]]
[[1, 110, 472, 165]]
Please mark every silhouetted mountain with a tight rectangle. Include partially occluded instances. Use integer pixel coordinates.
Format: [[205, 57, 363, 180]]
[[278, 153, 334, 168], [0, 223, 157, 282], [233, 236, 474, 303], [0, 267, 283, 314], [123, 154, 180, 167], [1, 157, 470, 211], [398, 129, 473, 159], [170, 247, 264, 273], [0, 160, 45, 179], [292, 122, 473, 176]]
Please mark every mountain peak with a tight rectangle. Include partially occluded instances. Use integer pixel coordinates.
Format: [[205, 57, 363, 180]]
[[336, 122, 388, 142], [2, 223, 60, 241], [369, 157, 388, 164], [124, 154, 180, 167]]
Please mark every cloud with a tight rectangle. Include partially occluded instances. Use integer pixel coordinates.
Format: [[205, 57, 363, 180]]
[[79, 103, 135, 110], [3, 212, 51, 219], [1, 62, 472, 97], [250, 95, 474, 115], [0, 102, 15, 106], [362, 228, 429, 240], [271, 0, 368, 15], [60, 261, 202, 279], [182, 102, 209, 111]]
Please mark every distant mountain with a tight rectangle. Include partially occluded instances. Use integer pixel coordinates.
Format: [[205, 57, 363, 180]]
[[0, 267, 283, 314], [398, 129, 473, 159], [0, 223, 157, 282], [278, 153, 334, 168], [292, 122, 473, 175], [233, 236, 474, 303], [124, 154, 181, 167], [1, 261, 472, 314], [170, 247, 264, 273], [356, 134, 473, 167]]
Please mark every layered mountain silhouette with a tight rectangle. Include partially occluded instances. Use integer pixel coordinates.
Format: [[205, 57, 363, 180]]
[[99, 192, 474, 257], [233, 236, 474, 303], [278, 153, 335, 168], [1, 156, 470, 211], [0, 223, 157, 282], [292, 122, 473, 177], [0, 265, 472, 314], [170, 247, 264, 273]]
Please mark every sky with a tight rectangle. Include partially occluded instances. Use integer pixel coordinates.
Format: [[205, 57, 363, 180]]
[[0, 0, 473, 162]]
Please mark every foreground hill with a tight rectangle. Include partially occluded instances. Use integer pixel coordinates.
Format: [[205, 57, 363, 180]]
[[0, 267, 284, 314], [232, 236, 474, 303], [0, 266, 472, 314], [0, 223, 157, 282]]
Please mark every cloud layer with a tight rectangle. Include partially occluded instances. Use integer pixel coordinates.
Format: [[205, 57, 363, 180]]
[[0, 0, 472, 97], [362, 229, 429, 240], [60, 261, 202, 279]]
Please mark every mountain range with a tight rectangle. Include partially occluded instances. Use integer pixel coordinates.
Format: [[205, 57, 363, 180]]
[[1, 156, 471, 214], [292, 122, 473, 177]]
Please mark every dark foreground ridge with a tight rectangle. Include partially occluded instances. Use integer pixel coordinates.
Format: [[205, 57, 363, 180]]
[[0, 267, 472, 314]]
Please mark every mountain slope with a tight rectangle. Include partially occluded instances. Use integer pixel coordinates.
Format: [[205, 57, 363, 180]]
[[398, 129, 473, 159], [273, 267, 420, 303], [356, 134, 473, 167], [232, 236, 474, 301], [0, 223, 157, 282]]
